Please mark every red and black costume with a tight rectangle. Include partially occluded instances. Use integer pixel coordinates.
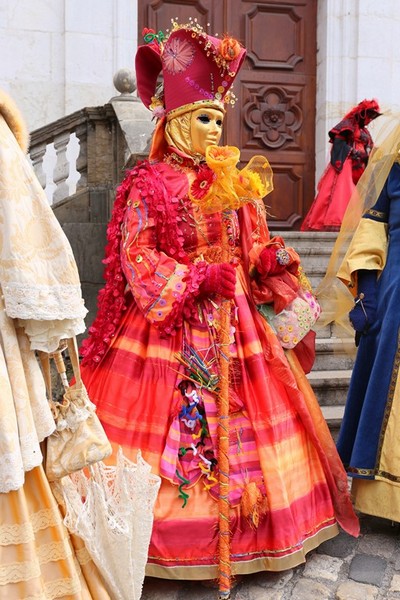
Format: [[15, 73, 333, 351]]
[[301, 99, 381, 231]]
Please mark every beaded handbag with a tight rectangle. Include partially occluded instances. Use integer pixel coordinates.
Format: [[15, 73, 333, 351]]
[[40, 337, 112, 481], [257, 283, 321, 349], [271, 287, 321, 349]]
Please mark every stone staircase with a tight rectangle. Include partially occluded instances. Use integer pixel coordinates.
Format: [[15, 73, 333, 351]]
[[278, 231, 355, 437]]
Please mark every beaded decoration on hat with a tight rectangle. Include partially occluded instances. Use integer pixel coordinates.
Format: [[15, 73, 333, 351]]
[[135, 19, 246, 121]]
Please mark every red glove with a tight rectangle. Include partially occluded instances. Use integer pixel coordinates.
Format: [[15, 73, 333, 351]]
[[257, 245, 289, 277], [199, 263, 236, 299]]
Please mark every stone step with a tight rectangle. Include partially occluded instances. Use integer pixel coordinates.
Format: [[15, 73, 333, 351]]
[[313, 337, 355, 371], [321, 404, 344, 422], [277, 231, 338, 251], [321, 405, 344, 440], [306, 369, 352, 407], [276, 231, 337, 289], [274, 231, 351, 437], [278, 233, 336, 261]]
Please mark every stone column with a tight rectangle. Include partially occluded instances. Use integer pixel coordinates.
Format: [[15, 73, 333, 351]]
[[110, 68, 154, 167]]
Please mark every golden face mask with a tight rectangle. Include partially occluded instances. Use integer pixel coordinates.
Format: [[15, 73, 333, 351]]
[[190, 108, 224, 156], [164, 106, 224, 159]]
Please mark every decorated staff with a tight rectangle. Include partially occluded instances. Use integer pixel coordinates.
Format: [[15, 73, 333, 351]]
[[189, 146, 273, 595]]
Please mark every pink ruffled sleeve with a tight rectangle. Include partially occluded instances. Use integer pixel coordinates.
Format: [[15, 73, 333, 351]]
[[120, 182, 206, 335]]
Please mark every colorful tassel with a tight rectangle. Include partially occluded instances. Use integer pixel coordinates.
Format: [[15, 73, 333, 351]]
[[240, 482, 268, 529]]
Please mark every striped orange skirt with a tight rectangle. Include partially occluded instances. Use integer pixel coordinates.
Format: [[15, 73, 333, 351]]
[[81, 270, 357, 579]]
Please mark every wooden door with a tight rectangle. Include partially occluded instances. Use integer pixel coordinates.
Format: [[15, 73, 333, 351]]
[[138, 0, 317, 229]]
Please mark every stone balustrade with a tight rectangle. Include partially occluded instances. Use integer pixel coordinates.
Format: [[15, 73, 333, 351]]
[[30, 104, 123, 205], [29, 69, 153, 206]]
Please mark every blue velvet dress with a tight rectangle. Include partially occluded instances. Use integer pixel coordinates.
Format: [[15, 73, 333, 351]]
[[337, 162, 400, 518]]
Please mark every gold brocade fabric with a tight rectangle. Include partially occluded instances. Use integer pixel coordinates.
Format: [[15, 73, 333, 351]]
[[0, 112, 87, 350], [377, 361, 400, 484], [352, 479, 400, 522], [316, 114, 400, 334]]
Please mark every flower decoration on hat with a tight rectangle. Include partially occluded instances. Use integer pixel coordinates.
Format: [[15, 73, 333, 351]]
[[163, 36, 196, 75], [220, 36, 242, 62], [142, 28, 165, 46], [135, 19, 247, 121]]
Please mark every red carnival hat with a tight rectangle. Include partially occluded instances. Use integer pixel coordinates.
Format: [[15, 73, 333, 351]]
[[135, 20, 246, 120], [344, 98, 382, 121]]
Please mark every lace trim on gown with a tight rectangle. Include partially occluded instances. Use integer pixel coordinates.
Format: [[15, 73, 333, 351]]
[[0, 571, 82, 599], [0, 538, 73, 584], [17, 318, 86, 353], [0, 497, 83, 598], [3, 283, 87, 322], [0, 507, 61, 546]]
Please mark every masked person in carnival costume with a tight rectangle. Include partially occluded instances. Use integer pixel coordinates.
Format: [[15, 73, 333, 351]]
[[301, 99, 381, 231], [80, 21, 359, 586], [0, 90, 111, 599], [318, 114, 400, 522]]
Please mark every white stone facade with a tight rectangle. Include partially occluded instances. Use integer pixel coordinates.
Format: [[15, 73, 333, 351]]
[[1, 0, 400, 181], [0, 0, 138, 130], [316, 0, 400, 179]]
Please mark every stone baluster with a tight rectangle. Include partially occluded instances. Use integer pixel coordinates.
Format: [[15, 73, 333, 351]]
[[75, 122, 88, 190], [53, 131, 70, 203], [30, 143, 47, 190]]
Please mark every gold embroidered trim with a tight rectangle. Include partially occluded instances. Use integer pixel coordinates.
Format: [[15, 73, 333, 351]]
[[364, 208, 388, 221], [163, 152, 196, 173], [149, 517, 336, 563], [347, 465, 400, 482], [347, 466, 375, 477], [348, 329, 400, 481], [188, 245, 242, 264], [166, 99, 225, 121], [376, 327, 400, 468]]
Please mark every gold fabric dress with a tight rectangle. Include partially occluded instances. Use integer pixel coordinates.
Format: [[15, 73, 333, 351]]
[[0, 90, 111, 599]]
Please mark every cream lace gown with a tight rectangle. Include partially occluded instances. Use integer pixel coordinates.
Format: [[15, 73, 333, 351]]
[[0, 300, 111, 600], [0, 93, 111, 599]]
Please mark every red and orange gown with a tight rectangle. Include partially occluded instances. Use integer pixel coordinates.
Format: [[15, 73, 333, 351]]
[[301, 118, 374, 231], [81, 147, 358, 579]]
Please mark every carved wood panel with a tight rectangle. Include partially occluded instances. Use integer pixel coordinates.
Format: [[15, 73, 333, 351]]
[[138, 0, 317, 229]]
